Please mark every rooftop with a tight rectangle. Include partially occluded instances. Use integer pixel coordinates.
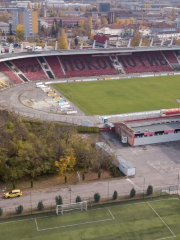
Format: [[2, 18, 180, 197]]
[[128, 120, 180, 134]]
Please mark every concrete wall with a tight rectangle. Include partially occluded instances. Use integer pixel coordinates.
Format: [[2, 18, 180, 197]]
[[134, 132, 180, 146]]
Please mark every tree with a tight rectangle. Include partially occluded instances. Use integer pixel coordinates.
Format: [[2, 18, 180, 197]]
[[98, 170, 101, 179], [65, 175, 67, 183], [113, 190, 118, 200], [27, 2, 31, 9], [16, 205, 23, 214], [57, 29, 68, 49], [55, 195, 63, 205], [130, 188, 136, 198], [82, 173, 85, 181], [37, 201, 44, 211], [9, 23, 12, 35], [55, 148, 76, 174], [59, 19, 62, 28], [132, 32, 141, 46], [129, 17, 134, 24], [147, 185, 153, 195], [0, 208, 3, 217], [94, 193, 100, 202], [114, 18, 120, 24], [87, 17, 92, 29], [101, 17, 108, 24], [16, 25, 25, 40], [76, 196, 82, 203], [34, 3, 38, 10], [78, 19, 84, 28], [74, 38, 79, 46]]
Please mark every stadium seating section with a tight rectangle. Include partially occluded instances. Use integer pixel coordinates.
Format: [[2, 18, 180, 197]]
[[0, 51, 179, 84], [0, 62, 23, 84], [45, 56, 65, 78], [12, 57, 48, 81], [117, 51, 172, 74]]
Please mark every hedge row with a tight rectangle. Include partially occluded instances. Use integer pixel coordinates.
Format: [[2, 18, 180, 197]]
[[77, 126, 99, 133]]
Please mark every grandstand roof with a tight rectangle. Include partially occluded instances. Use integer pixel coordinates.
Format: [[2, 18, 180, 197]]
[[1, 45, 180, 62]]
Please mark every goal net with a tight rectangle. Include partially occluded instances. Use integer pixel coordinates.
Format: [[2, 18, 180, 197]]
[[56, 201, 87, 215]]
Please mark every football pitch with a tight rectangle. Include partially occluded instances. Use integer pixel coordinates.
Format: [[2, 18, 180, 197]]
[[53, 75, 180, 115], [1, 198, 180, 240]]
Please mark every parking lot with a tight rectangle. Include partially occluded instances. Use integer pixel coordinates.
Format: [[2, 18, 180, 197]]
[[102, 132, 180, 189]]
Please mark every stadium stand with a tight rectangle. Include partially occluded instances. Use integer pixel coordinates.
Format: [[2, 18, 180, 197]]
[[0, 62, 23, 84], [59, 54, 118, 77], [117, 51, 172, 74], [45, 56, 65, 78], [12, 57, 48, 81]]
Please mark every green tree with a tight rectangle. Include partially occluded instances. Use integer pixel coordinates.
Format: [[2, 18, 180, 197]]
[[37, 201, 44, 211], [98, 171, 101, 179], [94, 193, 100, 202], [57, 29, 68, 49], [82, 173, 85, 181], [0, 208, 3, 217], [55, 195, 63, 205], [74, 38, 79, 46], [130, 188, 136, 198], [16, 205, 23, 214], [65, 175, 67, 183], [76, 196, 82, 203], [113, 190, 118, 200], [147, 185, 153, 195]]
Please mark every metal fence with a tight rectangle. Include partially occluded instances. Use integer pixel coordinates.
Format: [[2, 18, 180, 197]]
[[0, 184, 179, 219]]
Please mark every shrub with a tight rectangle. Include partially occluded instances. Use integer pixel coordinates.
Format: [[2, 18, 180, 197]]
[[94, 193, 100, 202], [113, 191, 118, 200], [130, 188, 136, 198], [16, 205, 23, 214], [31, 179, 33, 188], [98, 171, 101, 179], [55, 195, 63, 205], [147, 185, 153, 195], [76, 196, 82, 203], [82, 173, 85, 181], [0, 208, 3, 217], [37, 201, 44, 211], [110, 165, 122, 177], [65, 175, 67, 183]]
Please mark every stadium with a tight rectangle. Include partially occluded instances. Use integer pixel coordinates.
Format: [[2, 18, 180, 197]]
[[1, 44, 180, 124]]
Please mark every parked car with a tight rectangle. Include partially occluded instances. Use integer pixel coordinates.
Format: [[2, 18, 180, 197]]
[[4, 189, 22, 198]]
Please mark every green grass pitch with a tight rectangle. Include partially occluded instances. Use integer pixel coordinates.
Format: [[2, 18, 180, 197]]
[[53, 75, 180, 115], [1, 198, 180, 240]]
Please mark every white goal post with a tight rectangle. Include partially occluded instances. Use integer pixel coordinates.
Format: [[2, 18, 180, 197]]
[[56, 201, 87, 215]]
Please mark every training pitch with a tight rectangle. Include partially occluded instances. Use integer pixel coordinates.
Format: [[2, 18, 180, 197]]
[[1, 198, 180, 240], [53, 75, 180, 115]]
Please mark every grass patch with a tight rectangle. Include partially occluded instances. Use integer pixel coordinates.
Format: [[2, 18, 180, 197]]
[[53, 76, 180, 115], [1, 198, 180, 240]]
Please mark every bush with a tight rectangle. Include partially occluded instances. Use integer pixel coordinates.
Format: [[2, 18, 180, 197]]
[[77, 126, 99, 133], [113, 191, 118, 200], [110, 165, 122, 177], [98, 171, 101, 179], [82, 173, 85, 181], [147, 185, 153, 195], [130, 188, 136, 198], [55, 195, 63, 205], [65, 175, 67, 183], [31, 179, 33, 188], [16, 205, 23, 214], [76, 196, 82, 203], [0, 208, 3, 217], [94, 193, 100, 202], [37, 201, 44, 211]]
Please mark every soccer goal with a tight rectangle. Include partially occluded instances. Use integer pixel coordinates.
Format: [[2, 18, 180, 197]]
[[56, 201, 87, 215]]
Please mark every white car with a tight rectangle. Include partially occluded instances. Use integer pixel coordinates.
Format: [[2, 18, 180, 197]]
[[25, 46, 32, 49]]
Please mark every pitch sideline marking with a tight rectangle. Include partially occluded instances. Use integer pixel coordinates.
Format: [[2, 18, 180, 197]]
[[37, 208, 114, 231], [147, 202, 176, 238], [107, 208, 115, 220], [34, 218, 39, 232]]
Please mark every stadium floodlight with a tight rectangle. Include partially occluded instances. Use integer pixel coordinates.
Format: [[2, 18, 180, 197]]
[[56, 201, 87, 215]]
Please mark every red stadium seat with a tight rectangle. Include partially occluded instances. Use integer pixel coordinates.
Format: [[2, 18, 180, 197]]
[[162, 51, 179, 64], [45, 56, 65, 78], [12, 58, 48, 81], [0, 62, 23, 84]]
